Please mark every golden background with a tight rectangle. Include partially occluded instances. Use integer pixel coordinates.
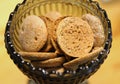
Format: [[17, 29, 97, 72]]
[[0, 0, 120, 84]]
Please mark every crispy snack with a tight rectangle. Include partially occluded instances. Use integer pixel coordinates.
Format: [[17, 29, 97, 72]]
[[50, 16, 68, 53], [82, 14, 105, 47], [51, 37, 63, 54], [18, 14, 105, 72], [40, 38, 52, 52], [53, 16, 68, 42], [56, 17, 94, 57], [18, 52, 57, 61], [18, 15, 48, 52], [63, 47, 103, 70], [40, 16, 53, 52], [32, 57, 66, 68]]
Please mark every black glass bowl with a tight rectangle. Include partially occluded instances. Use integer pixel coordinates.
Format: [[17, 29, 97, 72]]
[[4, 0, 112, 84]]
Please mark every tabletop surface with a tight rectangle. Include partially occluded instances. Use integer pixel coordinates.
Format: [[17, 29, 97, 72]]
[[0, 0, 120, 84]]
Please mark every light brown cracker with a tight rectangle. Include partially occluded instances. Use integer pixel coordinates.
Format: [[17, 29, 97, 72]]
[[32, 57, 66, 68], [82, 14, 105, 47], [51, 37, 63, 54], [63, 47, 103, 70], [53, 16, 67, 42], [56, 17, 94, 57], [18, 52, 57, 61], [18, 15, 48, 52], [40, 16, 53, 52], [50, 16, 68, 54]]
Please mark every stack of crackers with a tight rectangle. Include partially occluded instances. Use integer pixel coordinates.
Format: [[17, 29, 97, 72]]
[[18, 12, 105, 72]]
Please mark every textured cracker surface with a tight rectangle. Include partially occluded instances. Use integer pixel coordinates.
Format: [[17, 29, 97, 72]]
[[18, 15, 48, 52], [57, 17, 94, 57]]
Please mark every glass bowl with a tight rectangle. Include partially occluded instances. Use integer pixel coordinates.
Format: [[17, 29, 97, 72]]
[[4, 0, 112, 84]]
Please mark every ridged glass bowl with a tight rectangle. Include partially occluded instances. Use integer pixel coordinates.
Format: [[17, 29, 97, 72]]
[[4, 0, 112, 84]]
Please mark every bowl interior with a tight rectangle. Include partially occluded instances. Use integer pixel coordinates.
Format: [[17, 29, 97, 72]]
[[10, 0, 109, 52]]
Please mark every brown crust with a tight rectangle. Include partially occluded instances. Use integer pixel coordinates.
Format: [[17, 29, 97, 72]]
[[32, 57, 66, 68], [51, 37, 63, 54], [82, 14, 105, 47], [40, 16, 54, 52], [50, 16, 68, 54], [18, 52, 57, 61], [63, 47, 103, 70], [56, 17, 94, 57], [18, 15, 48, 52], [53, 16, 68, 42]]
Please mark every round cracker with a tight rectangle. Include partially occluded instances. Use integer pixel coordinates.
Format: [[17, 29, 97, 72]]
[[32, 57, 66, 68], [18, 52, 57, 61], [18, 15, 48, 52], [56, 17, 94, 57], [63, 47, 103, 70], [82, 14, 105, 47], [40, 16, 53, 52], [51, 16, 68, 53]]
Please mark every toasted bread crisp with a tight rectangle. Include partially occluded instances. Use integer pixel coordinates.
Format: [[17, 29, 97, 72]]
[[18, 52, 57, 61], [56, 17, 94, 57], [18, 14, 105, 73], [40, 16, 54, 52], [32, 57, 66, 68], [50, 16, 68, 54], [63, 47, 103, 70], [18, 15, 48, 52], [82, 14, 105, 47]]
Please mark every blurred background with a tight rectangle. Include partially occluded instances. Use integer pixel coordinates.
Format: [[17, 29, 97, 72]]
[[0, 0, 120, 84]]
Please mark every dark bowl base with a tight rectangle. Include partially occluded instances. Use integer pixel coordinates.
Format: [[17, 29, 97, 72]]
[[28, 79, 89, 84]]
